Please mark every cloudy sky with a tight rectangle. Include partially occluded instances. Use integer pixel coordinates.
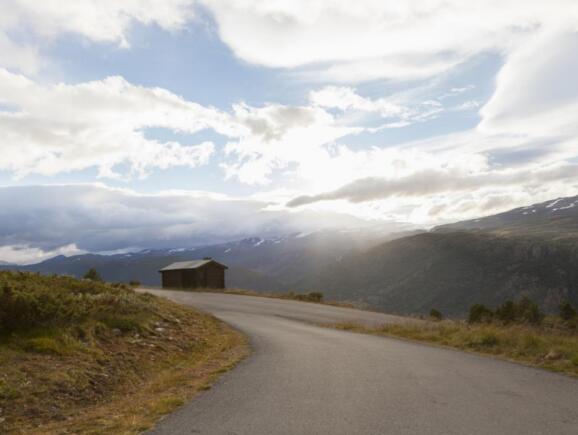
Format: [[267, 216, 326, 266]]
[[1, 0, 578, 263]]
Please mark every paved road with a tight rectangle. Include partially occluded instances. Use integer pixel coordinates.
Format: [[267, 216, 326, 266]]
[[145, 291, 578, 435]]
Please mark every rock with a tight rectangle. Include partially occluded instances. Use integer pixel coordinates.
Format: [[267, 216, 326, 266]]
[[154, 327, 165, 333], [112, 328, 122, 336], [545, 350, 563, 361]]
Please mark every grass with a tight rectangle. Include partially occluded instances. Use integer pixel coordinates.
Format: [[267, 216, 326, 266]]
[[0, 271, 248, 434], [143, 285, 364, 309], [329, 319, 578, 377]]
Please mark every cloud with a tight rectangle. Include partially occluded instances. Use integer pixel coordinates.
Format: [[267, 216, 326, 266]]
[[0, 69, 361, 185], [480, 31, 578, 137], [309, 86, 444, 131], [0, 244, 84, 265], [0, 184, 371, 263], [0, 0, 197, 71], [287, 164, 578, 207], [200, 0, 578, 82], [222, 102, 360, 185], [0, 69, 236, 178], [310, 86, 408, 116]]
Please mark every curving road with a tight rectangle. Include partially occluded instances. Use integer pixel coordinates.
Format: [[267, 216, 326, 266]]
[[144, 290, 578, 435]]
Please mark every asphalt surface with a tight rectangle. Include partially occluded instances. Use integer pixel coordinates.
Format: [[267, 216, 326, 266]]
[[144, 290, 578, 435]]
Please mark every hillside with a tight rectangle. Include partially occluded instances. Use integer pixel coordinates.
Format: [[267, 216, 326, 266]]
[[0, 271, 246, 434], [2, 195, 577, 318], [1, 230, 405, 292], [307, 231, 578, 316], [435, 195, 578, 237]]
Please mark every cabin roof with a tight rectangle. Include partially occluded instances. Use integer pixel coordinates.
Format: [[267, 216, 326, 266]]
[[159, 259, 227, 272]]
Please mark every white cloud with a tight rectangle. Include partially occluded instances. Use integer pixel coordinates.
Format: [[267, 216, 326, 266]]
[[0, 184, 370, 263], [200, 0, 578, 82], [0, 244, 84, 265], [309, 86, 443, 131], [1, 0, 578, 232], [0, 69, 232, 177], [222, 103, 360, 185], [480, 31, 578, 137], [310, 86, 407, 117], [287, 164, 578, 207], [0, 0, 197, 71]]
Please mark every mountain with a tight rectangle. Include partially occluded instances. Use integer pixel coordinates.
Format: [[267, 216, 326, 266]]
[[1, 229, 405, 291], [303, 195, 578, 316], [3, 195, 577, 317], [306, 231, 578, 315], [435, 195, 578, 237]]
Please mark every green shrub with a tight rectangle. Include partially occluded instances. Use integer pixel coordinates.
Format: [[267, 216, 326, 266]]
[[559, 302, 577, 321], [307, 292, 324, 303], [478, 332, 499, 347], [129, 280, 141, 287], [83, 268, 103, 282], [516, 297, 543, 325], [0, 379, 20, 400], [23, 337, 64, 355], [496, 300, 516, 323], [495, 297, 543, 325], [468, 304, 494, 324], [0, 271, 157, 336], [100, 315, 144, 333], [429, 308, 443, 321]]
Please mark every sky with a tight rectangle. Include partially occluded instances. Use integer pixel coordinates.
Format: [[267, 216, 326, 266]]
[[1, 0, 578, 263]]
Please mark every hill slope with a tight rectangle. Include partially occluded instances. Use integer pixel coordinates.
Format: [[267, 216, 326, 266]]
[[1, 230, 403, 291], [0, 271, 246, 433], [304, 194, 578, 315], [307, 231, 578, 316], [435, 195, 578, 236], [2, 195, 577, 317]]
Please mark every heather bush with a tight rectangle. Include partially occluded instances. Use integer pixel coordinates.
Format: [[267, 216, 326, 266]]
[[0, 271, 156, 336], [83, 268, 103, 282], [468, 304, 494, 324], [559, 302, 577, 321], [429, 308, 443, 321]]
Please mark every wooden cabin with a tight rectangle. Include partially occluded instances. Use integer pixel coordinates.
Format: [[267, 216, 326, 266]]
[[159, 258, 227, 289]]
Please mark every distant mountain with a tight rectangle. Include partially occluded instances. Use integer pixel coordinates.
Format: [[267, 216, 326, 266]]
[[1, 229, 406, 291], [4, 195, 577, 317], [304, 194, 578, 316], [306, 231, 578, 316], [435, 195, 578, 237]]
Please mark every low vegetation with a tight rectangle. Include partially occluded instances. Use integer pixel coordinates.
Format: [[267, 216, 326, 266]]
[[219, 288, 363, 308], [224, 289, 325, 303], [0, 271, 247, 434], [330, 298, 578, 377], [468, 297, 546, 325]]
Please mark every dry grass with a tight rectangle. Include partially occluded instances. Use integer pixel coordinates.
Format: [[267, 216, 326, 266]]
[[0, 273, 249, 434], [330, 320, 578, 377], [223, 288, 362, 309], [29, 320, 248, 435]]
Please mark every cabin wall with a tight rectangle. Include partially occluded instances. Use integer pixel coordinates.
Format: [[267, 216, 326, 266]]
[[205, 263, 225, 288], [161, 264, 226, 289], [161, 270, 183, 289], [182, 270, 199, 288]]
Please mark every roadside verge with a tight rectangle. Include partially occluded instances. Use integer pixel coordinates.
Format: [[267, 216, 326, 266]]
[[0, 272, 249, 434]]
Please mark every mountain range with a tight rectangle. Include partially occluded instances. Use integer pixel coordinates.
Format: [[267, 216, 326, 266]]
[[3, 195, 577, 317]]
